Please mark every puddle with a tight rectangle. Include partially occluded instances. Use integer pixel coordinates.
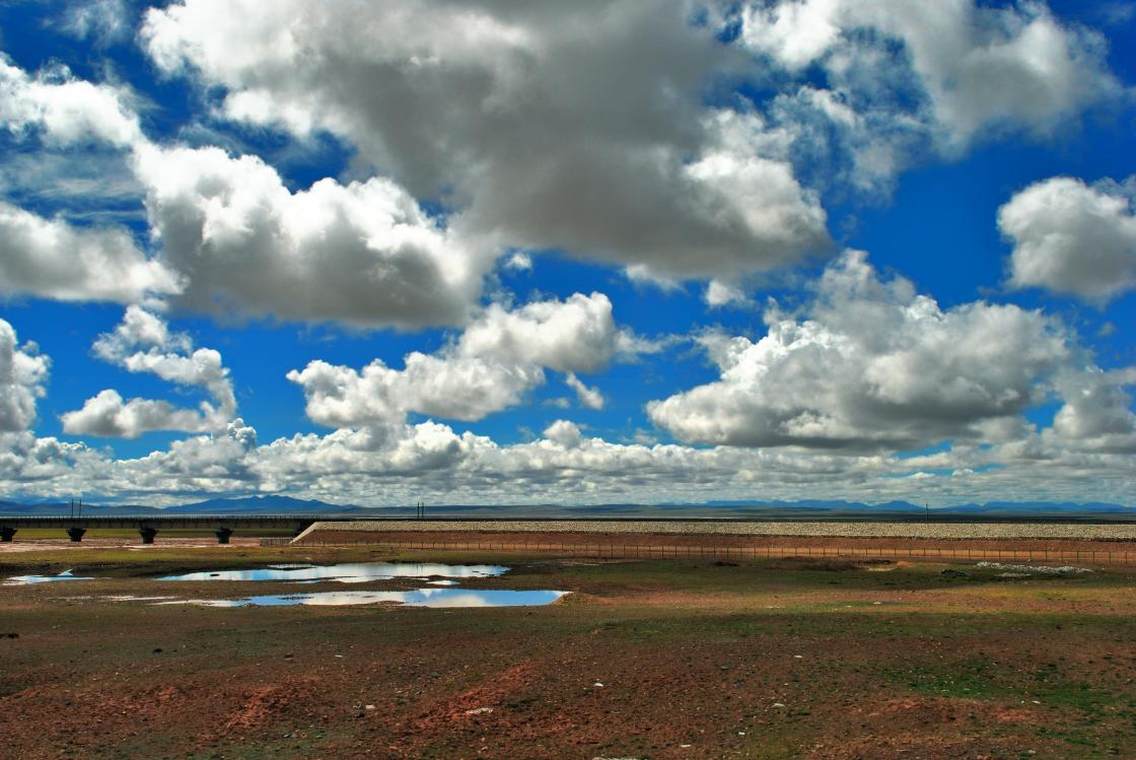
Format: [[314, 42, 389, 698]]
[[155, 588, 567, 608], [157, 562, 509, 584], [4, 569, 93, 586]]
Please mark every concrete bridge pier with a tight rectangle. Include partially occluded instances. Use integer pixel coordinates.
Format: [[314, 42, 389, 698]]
[[215, 526, 233, 544], [0, 526, 15, 542], [138, 526, 158, 545], [66, 527, 86, 542]]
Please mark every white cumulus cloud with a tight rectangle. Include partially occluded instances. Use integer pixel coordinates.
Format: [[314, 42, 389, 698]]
[[0, 319, 49, 432], [140, 1, 830, 284], [999, 175, 1136, 301], [0, 56, 142, 147], [132, 143, 489, 327], [649, 251, 1073, 449], [0, 201, 180, 304], [288, 292, 621, 428], [741, 0, 1120, 150], [61, 306, 236, 438]]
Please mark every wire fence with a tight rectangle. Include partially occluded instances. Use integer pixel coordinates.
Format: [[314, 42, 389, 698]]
[[282, 537, 1136, 566]]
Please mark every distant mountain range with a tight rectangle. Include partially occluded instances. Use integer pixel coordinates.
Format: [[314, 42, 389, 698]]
[[0, 495, 1132, 518]]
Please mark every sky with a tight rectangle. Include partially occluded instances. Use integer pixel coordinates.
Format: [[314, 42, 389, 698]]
[[0, 0, 1134, 508]]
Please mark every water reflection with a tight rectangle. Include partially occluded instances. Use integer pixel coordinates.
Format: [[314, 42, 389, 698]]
[[157, 588, 567, 608], [4, 569, 92, 586], [158, 562, 509, 583]]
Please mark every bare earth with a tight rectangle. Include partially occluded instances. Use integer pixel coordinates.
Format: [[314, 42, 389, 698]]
[[1, 539, 1135, 759]]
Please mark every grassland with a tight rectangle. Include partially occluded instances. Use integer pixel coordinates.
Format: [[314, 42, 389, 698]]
[[1, 544, 1135, 759]]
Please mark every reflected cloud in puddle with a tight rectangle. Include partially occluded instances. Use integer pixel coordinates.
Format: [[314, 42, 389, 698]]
[[4, 569, 92, 586], [156, 588, 567, 608], [158, 562, 509, 584]]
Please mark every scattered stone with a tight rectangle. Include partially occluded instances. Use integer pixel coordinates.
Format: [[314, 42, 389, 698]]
[[975, 562, 1092, 576]]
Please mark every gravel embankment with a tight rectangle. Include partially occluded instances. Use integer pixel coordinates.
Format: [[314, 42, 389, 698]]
[[297, 519, 1136, 543]]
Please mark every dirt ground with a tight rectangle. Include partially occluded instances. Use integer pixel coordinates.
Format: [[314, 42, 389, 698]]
[[1, 543, 1135, 759]]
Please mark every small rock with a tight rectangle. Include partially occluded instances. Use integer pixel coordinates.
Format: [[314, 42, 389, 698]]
[[593, 682, 604, 688], [465, 707, 493, 716], [152, 648, 163, 654], [365, 704, 376, 711], [772, 702, 786, 708]]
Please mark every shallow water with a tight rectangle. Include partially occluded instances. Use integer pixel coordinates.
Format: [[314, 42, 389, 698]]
[[3, 569, 92, 586], [157, 562, 509, 583], [156, 588, 567, 608]]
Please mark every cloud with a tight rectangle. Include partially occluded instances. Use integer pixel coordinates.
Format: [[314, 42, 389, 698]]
[[60, 389, 220, 439], [140, 1, 830, 284], [735, 1, 1124, 198], [0, 51, 492, 328], [564, 373, 604, 410], [741, 1, 1120, 151], [0, 56, 142, 147], [61, 307, 236, 438], [649, 251, 1073, 449], [0, 201, 179, 304], [457, 292, 621, 373], [504, 252, 532, 271], [999, 175, 1136, 301], [60, 0, 132, 46], [6, 388, 1136, 508], [542, 419, 584, 449], [1050, 366, 1136, 453], [705, 279, 752, 308], [0, 319, 49, 432], [288, 292, 622, 429], [132, 143, 489, 327]]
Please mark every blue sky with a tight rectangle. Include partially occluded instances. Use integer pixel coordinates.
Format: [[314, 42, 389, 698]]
[[0, 0, 1134, 506]]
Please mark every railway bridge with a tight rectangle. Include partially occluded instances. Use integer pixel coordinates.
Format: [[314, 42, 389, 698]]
[[0, 514, 359, 544]]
